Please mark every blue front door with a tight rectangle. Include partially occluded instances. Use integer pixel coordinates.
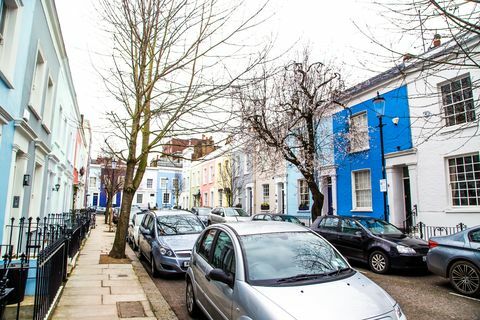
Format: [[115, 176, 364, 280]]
[[93, 194, 99, 206]]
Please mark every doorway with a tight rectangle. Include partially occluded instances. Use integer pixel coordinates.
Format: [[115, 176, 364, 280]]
[[402, 167, 413, 230]]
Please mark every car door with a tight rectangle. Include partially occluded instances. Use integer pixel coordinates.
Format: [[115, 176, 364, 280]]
[[314, 217, 340, 245], [468, 228, 480, 261], [138, 214, 151, 255], [141, 214, 155, 260], [337, 218, 366, 260], [191, 228, 218, 316], [210, 208, 219, 224], [203, 231, 236, 320]]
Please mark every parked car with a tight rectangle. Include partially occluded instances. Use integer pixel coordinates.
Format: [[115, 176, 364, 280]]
[[185, 222, 406, 320], [127, 210, 148, 250], [427, 226, 480, 297], [191, 207, 211, 225], [251, 213, 305, 225], [311, 215, 429, 274], [95, 206, 106, 215], [138, 210, 205, 276], [207, 207, 250, 225]]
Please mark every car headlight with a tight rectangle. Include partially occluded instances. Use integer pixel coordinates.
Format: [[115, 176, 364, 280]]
[[159, 247, 175, 257], [393, 303, 404, 319], [396, 245, 416, 254]]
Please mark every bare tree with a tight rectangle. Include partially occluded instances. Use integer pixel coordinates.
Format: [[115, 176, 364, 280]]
[[234, 52, 344, 221], [99, 0, 269, 258], [99, 158, 125, 224], [217, 155, 245, 207], [172, 172, 183, 208]]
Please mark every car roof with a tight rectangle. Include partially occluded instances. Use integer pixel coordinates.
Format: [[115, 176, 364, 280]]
[[150, 209, 193, 216], [222, 221, 307, 236]]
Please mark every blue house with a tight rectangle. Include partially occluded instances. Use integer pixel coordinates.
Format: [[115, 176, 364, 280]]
[[333, 85, 413, 225], [156, 168, 182, 209]]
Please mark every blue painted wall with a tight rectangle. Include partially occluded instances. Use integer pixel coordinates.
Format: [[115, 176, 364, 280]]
[[156, 171, 182, 209], [333, 85, 412, 219], [0, 0, 36, 240]]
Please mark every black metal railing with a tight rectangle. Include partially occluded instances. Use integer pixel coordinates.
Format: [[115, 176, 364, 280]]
[[405, 221, 468, 240], [0, 209, 92, 320]]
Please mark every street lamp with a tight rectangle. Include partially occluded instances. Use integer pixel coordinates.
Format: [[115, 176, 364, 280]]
[[162, 177, 169, 209], [372, 92, 388, 222]]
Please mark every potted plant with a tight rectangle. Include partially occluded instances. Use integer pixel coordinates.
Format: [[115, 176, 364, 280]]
[[298, 202, 309, 211], [260, 202, 270, 210]]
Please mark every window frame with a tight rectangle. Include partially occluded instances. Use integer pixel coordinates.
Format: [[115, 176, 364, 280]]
[[211, 231, 236, 276], [146, 178, 153, 189], [298, 179, 310, 208], [446, 153, 480, 207], [0, 0, 22, 88], [262, 184, 269, 204], [439, 74, 476, 127], [351, 169, 372, 211], [136, 193, 143, 204], [163, 192, 170, 204], [349, 111, 369, 153]]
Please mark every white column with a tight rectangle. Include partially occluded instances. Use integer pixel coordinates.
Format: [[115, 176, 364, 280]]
[[386, 166, 396, 224], [331, 175, 337, 215], [407, 164, 419, 225], [2, 146, 19, 242]]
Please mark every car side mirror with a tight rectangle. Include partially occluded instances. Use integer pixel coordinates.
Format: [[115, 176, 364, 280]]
[[208, 268, 234, 287], [221, 212, 225, 217], [355, 230, 364, 237]]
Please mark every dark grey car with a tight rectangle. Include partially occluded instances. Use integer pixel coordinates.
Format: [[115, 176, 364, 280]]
[[427, 226, 480, 297]]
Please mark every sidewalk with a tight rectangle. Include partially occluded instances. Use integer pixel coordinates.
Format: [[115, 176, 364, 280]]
[[52, 221, 177, 320]]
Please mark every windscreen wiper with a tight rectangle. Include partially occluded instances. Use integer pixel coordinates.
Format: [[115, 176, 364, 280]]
[[275, 273, 327, 283]]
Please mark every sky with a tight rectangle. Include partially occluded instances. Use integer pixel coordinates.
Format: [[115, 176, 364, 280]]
[[54, 0, 410, 156]]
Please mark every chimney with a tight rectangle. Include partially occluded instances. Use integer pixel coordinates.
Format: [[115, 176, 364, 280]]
[[433, 34, 441, 48]]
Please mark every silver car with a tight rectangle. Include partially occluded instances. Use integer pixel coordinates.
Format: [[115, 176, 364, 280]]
[[128, 210, 147, 250], [207, 207, 250, 225], [426, 225, 480, 297], [185, 222, 406, 320], [138, 210, 205, 276]]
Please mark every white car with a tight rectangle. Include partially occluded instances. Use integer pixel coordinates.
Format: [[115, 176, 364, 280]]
[[128, 209, 147, 250], [207, 207, 250, 225]]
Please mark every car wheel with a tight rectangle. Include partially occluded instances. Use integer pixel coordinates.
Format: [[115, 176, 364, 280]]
[[369, 250, 390, 274], [186, 278, 200, 317], [449, 260, 480, 297], [150, 255, 159, 278]]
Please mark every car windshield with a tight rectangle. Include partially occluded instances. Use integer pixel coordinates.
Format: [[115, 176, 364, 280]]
[[272, 215, 302, 224], [356, 218, 403, 235], [156, 215, 204, 235], [224, 208, 249, 217], [197, 208, 211, 216], [240, 231, 350, 285]]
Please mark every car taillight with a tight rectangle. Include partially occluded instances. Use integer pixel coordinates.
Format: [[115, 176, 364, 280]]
[[428, 239, 439, 249]]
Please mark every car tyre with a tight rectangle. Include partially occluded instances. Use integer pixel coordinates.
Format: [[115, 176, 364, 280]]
[[186, 278, 200, 317], [369, 250, 390, 274], [150, 255, 159, 278], [449, 260, 480, 297]]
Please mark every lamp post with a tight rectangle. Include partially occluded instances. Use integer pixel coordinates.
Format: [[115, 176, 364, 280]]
[[372, 92, 388, 222], [109, 158, 117, 230], [162, 178, 169, 209]]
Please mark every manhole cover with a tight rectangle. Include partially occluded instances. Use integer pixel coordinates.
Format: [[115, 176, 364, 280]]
[[117, 301, 146, 318]]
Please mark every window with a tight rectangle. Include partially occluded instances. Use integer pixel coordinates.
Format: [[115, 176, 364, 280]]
[[29, 49, 46, 116], [0, 0, 21, 85], [448, 154, 480, 206], [340, 219, 361, 234], [262, 184, 269, 203], [147, 178, 153, 188], [203, 168, 208, 184], [160, 178, 167, 189], [172, 178, 178, 190], [319, 217, 339, 230], [198, 229, 217, 261], [212, 232, 236, 274], [469, 229, 480, 243], [136, 193, 143, 204], [89, 177, 96, 188], [298, 180, 309, 208], [218, 190, 223, 207], [42, 76, 54, 131], [204, 193, 208, 206], [440, 75, 475, 127], [163, 192, 170, 204], [350, 112, 369, 152], [353, 170, 372, 209], [209, 165, 214, 182]]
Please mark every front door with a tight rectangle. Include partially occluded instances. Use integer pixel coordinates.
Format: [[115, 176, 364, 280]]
[[402, 167, 413, 230], [327, 177, 333, 215], [93, 193, 98, 206]]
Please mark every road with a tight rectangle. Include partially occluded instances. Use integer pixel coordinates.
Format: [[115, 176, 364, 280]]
[[144, 259, 480, 320]]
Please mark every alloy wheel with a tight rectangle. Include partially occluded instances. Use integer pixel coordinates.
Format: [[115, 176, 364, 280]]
[[186, 282, 194, 312], [450, 261, 480, 296], [369, 251, 389, 273], [150, 256, 158, 277]]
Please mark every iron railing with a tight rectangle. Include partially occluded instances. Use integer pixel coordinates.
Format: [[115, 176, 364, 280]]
[[405, 222, 468, 241], [0, 209, 92, 320]]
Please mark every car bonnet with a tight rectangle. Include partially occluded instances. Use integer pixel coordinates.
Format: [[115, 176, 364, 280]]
[[251, 272, 395, 320], [160, 233, 200, 252]]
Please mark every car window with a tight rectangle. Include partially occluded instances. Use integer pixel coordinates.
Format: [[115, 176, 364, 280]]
[[156, 215, 204, 235], [321, 217, 339, 230], [211, 231, 236, 275], [198, 229, 217, 261], [146, 215, 155, 231], [357, 218, 403, 235], [252, 215, 262, 220], [469, 229, 480, 243], [340, 219, 361, 234], [141, 215, 151, 228], [224, 208, 249, 217]]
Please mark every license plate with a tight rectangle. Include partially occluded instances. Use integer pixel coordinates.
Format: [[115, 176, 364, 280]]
[[422, 256, 427, 262], [183, 261, 190, 267]]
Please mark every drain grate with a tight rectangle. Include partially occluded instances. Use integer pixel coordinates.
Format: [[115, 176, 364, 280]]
[[117, 301, 146, 318], [117, 274, 128, 278]]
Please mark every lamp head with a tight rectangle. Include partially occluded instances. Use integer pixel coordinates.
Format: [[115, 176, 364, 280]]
[[372, 91, 386, 117]]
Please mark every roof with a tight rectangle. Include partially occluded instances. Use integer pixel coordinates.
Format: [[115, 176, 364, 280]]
[[224, 221, 307, 236]]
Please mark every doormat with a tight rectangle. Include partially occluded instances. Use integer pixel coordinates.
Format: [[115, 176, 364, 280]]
[[117, 301, 146, 318], [99, 254, 131, 264]]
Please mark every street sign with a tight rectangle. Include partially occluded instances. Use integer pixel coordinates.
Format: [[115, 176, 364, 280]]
[[380, 179, 387, 192]]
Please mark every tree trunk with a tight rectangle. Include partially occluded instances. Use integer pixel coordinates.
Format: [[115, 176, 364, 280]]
[[306, 177, 324, 223], [105, 196, 113, 224]]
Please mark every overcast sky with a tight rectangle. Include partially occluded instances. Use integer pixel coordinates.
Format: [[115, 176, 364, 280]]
[[55, 0, 408, 155]]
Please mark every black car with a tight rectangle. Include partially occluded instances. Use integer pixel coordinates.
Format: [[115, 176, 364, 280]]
[[251, 213, 305, 225], [311, 215, 429, 274]]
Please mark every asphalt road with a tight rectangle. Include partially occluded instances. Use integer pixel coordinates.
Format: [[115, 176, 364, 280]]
[[144, 258, 480, 320]]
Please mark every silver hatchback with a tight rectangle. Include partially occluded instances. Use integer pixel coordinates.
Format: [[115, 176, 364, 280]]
[[185, 222, 406, 320]]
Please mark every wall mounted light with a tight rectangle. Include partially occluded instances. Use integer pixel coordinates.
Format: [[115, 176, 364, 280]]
[[23, 174, 31, 186], [52, 183, 60, 192], [392, 117, 400, 125]]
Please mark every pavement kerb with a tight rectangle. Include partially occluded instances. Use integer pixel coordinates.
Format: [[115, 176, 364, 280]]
[[126, 245, 179, 320]]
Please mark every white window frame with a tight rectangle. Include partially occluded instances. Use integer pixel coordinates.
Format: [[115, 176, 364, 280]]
[[447, 153, 480, 207], [439, 74, 476, 127], [352, 169, 372, 211], [147, 178, 153, 189], [349, 112, 369, 153], [136, 193, 143, 204], [160, 178, 167, 189], [0, 0, 22, 88], [163, 192, 170, 204], [41, 75, 55, 133], [28, 47, 47, 119], [89, 177, 96, 188], [262, 184, 270, 204], [298, 179, 310, 208]]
